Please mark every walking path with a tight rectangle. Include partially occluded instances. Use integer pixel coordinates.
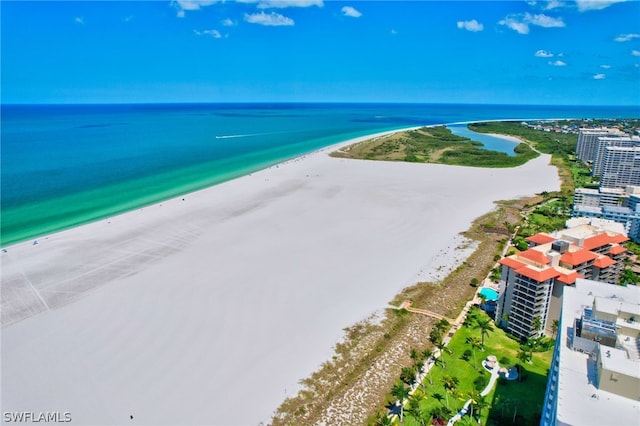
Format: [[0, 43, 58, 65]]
[[389, 294, 483, 421], [397, 300, 455, 323], [446, 358, 501, 426]]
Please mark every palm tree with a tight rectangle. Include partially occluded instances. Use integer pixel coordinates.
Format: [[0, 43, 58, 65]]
[[429, 405, 450, 425], [517, 348, 531, 365], [435, 341, 447, 369], [532, 316, 543, 336], [435, 318, 450, 334], [466, 336, 482, 369], [405, 394, 432, 426], [551, 319, 559, 337], [474, 318, 494, 348], [440, 375, 459, 409], [432, 392, 445, 406], [374, 411, 393, 426], [410, 348, 420, 363], [474, 395, 490, 421], [421, 349, 434, 386], [391, 382, 410, 423]]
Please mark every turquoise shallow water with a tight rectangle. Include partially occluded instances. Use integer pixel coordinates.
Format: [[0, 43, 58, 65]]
[[2, 103, 637, 245], [447, 124, 519, 155]]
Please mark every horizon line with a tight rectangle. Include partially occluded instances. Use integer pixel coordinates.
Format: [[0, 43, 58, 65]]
[[2, 101, 639, 108]]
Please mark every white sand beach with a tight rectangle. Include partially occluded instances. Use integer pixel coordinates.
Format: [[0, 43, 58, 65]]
[[1, 130, 560, 425]]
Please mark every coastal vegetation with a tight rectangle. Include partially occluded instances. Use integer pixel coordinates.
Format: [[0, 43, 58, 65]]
[[375, 308, 553, 426], [330, 126, 538, 168]]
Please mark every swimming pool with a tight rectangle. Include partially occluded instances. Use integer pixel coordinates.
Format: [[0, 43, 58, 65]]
[[479, 287, 499, 302]]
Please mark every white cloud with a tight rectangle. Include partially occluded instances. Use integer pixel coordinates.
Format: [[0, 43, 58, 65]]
[[498, 12, 566, 34], [244, 11, 294, 26], [457, 19, 483, 32], [614, 33, 640, 42], [499, 13, 564, 35], [549, 60, 567, 66], [390, 29, 398, 35], [576, 0, 626, 11], [529, 0, 565, 9], [535, 49, 554, 57], [74, 16, 85, 25], [172, 0, 218, 17], [600, 64, 611, 69], [593, 73, 606, 79], [544, 0, 565, 10], [528, 13, 565, 28], [499, 16, 530, 34], [194, 29, 223, 38], [237, 0, 322, 8], [341, 6, 362, 18], [632, 50, 640, 57], [123, 15, 134, 23], [221, 18, 236, 27]]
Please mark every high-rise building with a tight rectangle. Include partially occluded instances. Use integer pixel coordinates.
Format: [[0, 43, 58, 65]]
[[576, 128, 625, 164], [541, 278, 640, 426], [600, 145, 640, 188], [592, 136, 640, 178], [495, 221, 629, 340]]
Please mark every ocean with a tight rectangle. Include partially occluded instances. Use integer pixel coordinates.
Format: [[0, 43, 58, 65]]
[[1, 103, 637, 246]]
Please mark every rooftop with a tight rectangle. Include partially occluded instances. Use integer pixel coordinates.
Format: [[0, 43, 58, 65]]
[[526, 233, 556, 245], [515, 265, 560, 282], [593, 256, 616, 268], [609, 245, 628, 255], [556, 270, 583, 285], [518, 248, 551, 265], [560, 249, 599, 266], [555, 279, 640, 426], [583, 233, 614, 251]]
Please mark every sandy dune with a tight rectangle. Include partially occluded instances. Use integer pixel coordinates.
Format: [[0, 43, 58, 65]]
[[1, 131, 560, 425]]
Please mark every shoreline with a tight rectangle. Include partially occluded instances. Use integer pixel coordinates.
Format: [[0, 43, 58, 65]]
[[1, 124, 561, 425], [1, 118, 561, 249], [0, 126, 420, 249]]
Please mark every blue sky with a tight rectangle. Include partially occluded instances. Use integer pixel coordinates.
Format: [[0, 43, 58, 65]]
[[2, 0, 639, 105]]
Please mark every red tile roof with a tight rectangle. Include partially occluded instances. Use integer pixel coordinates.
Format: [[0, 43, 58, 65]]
[[582, 233, 611, 251], [608, 245, 628, 255], [518, 248, 551, 265], [499, 257, 527, 270], [609, 234, 629, 244], [526, 233, 556, 245], [582, 232, 628, 250], [515, 266, 560, 282], [560, 249, 598, 266], [556, 270, 583, 285], [593, 256, 616, 268]]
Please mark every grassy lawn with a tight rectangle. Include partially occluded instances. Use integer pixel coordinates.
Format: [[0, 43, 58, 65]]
[[399, 308, 553, 426]]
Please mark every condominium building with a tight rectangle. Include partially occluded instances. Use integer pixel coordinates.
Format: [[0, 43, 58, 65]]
[[576, 128, 625, 164], [541, 279, 640, 426], [592, 136, 640, 178], [573, 186, 633, 208], [572, 187, 640, 242], [600, 145, 640, 188], [495, 221, 629, 340]]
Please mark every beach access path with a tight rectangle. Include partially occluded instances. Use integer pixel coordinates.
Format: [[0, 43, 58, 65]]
[[1, 130, 560, 425]]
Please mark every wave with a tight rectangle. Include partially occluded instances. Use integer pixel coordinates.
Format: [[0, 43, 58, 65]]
[[215, 133, 263, 139]]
